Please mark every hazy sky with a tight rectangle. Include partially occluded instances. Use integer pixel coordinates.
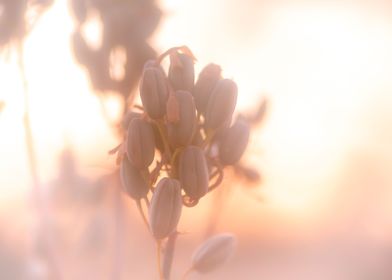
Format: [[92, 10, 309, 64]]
[[0, 0, 391, 237]]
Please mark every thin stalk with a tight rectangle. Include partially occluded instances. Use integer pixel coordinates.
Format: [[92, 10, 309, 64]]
[[156, 240, 164, 280], [156, 120, 172, 159], [136, 199, 149, 232], [17, 42, 63, 280], [162, 231, 178, 280]]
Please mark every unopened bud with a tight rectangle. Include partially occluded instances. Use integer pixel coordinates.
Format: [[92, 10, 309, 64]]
[[191, 233, 236, 273], [205, 79, 237, 130], [179, 146, 209, 200], [192, 64, 222, 113], [126, 118, 155, 168], [218, 119, 250, 165], [167, 91, 197, 148], [149, 178, 182, 240], [140, 66, 169, 119], [168, 52, 195, 91], [121, 111, 142, 131], [120, 157, 150, 200]]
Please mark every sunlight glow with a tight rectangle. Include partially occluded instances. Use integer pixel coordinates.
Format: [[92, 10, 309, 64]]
[[1, 0, 392, 229]]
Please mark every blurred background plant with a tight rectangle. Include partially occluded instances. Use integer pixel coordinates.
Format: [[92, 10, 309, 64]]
[[69, 0, 161, 125]]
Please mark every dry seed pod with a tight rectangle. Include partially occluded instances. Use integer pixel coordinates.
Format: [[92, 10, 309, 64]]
[[205, 79, 238, 130], [167, 91, 197, 147], [126, 118, 155, 168], [149, 178, 182, 240], [179, 146, 209, 200], [218, 119, 250, 165], [168, 52, 195, 91], [120, 156, 149, 200], [191, 233, 236, 273], [193, 63, 222, 113], [140, 66, 169, 119]]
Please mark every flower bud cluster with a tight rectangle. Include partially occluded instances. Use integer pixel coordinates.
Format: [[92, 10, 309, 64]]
[[118, 46, 252, 241]]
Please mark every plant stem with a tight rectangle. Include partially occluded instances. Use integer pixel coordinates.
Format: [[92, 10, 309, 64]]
[[156, 120, 172, 159], [162, 231, 178, 280], [17, 42, 63, 280], [156, 240, 164, 280], [136, 199, 150, 231]]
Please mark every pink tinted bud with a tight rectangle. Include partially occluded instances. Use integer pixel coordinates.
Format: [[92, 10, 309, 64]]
[[191, 233, 236, 273], [167, 91, 197, 148], [149, 178, 182, 240], [126, 118, 155, 169], [205, 79, 237, 130], [192, 63, 222, 113], [140, 66, 169, 119], [168, 52, 195, 92], [218, 119, 250, 165], [179, 146, 209, 200], [120, 157, 149, 200], [121, 111, 142, 131]]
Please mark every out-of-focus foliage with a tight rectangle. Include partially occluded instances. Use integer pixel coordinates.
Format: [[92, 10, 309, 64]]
[[0, 0, 53, 49], [70, 0, 161, 110]]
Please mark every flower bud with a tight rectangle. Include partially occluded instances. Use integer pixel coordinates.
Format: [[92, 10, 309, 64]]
[[192, 64, 222, 113], [179, 146, 209, 200], [205, 79, 237, 130], [218, 119, 250, 165], [191, 233, 236, 273], [120, 157, 149, 200], [121, 111, 142, 131], [126, 118, 155, 169], [168, 52, 195, 91], [140, 66, 169, 119], [167, 91, 197, 148], [149, 178, 182, 240]]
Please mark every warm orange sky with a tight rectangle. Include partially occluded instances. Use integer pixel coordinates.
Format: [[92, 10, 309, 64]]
[[1, 0, 392, 238]]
